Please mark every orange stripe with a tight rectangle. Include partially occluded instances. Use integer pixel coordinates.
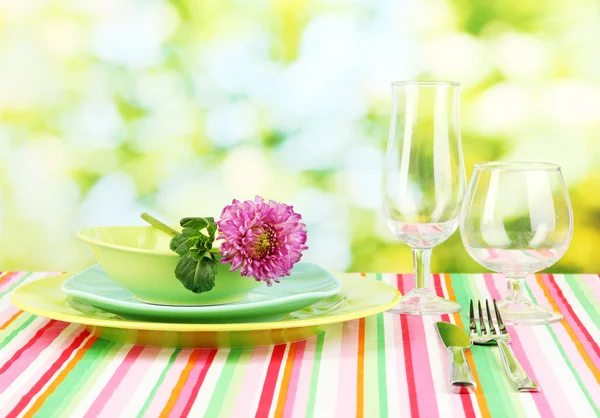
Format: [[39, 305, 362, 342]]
[[356, 317, 366, 418], [535, 274, 600, 383], [444, 274, 491, 418], [22, 335, 98, 417], [0, 310, 23, 330], [274, 343, 298, 417], [160, 350, 202, 418], [0, 272, 13, 285]]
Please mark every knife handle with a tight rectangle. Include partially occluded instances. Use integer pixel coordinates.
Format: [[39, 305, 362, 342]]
[[447, 347, 477, 391]]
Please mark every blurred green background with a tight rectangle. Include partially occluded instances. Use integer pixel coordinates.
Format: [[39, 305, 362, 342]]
[[0, 0, 598, 274]]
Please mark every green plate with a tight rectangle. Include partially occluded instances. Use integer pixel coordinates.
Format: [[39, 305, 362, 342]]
[[61, 263, 341, 323], [12, 273, 401, 348]]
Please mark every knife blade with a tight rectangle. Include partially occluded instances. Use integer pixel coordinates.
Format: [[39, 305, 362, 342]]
[[436, 322, 477, 392]]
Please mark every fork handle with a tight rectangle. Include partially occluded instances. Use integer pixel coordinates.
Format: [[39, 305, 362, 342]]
[[497, 339, 540, 392], [447, 347, 476, 391]]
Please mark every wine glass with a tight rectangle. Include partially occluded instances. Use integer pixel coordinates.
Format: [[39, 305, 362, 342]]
[[382, 81, 465, 314], [460, 162, 573, 325]]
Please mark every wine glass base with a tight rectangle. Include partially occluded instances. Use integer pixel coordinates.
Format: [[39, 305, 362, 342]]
[[497, 298, 563, 325], [387, 289, 461, 315]]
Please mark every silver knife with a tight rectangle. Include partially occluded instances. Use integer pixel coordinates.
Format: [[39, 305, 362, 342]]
[[436, 322, 477, 392]]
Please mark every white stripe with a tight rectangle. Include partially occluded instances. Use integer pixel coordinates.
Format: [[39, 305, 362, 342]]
[[0, 323, 83, 410], [187, 349, 230, 416], [69, 344, 136, 417], [312, 323, 343, 417], [383, 273, 411, 417], [531, 324, 595, 417]]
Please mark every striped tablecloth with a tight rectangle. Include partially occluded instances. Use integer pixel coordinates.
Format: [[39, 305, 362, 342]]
[[0, 271, 598, 418]]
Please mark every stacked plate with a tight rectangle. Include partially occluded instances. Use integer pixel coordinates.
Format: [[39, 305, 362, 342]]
[[11, 227, 401, 348]]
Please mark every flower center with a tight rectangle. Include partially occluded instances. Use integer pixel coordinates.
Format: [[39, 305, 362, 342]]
[[253, 228, 274, 257]]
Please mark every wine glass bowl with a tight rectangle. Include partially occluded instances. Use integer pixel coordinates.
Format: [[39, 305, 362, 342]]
[[460, 162, 573, 325], [382, 81, 466, 315]]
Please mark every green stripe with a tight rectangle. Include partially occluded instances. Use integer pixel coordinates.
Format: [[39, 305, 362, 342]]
[[566, 275, 600, 330], [452, 274, 521, 418], [34, 339, 116, 417], [526, 282, 600, 416], [0, 314, 37, 349], [216, 349, 252, 418], [136, 349, 181, 418], [375, 274, 388, 418], [0, 272, 33, 299], [55, 340, 125, 418], [203, 349, 244, 418], [305, 332, 325, 418]]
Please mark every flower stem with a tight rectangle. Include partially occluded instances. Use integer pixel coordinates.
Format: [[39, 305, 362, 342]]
[[141, 212, 179, 237]]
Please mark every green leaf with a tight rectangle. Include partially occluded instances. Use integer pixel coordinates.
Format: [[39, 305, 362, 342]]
[[207, 222, 217, 237], [174, 252, 217, 293], [180, 217, 213, 230], [170, 234, 195, 256], [168, 216, 219, 293]]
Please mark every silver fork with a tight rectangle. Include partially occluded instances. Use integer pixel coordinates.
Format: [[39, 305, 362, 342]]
[[469, 299, 540, 392]]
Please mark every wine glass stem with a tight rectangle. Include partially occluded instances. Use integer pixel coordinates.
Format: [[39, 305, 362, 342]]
[[506, 277, 526, 301], [412, 248, 432, 290]]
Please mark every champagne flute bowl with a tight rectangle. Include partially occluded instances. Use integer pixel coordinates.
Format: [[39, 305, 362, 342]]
[[382, 81, 466, 315]]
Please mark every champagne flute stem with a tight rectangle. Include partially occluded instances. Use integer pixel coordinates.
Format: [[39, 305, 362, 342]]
[[506, 276, 526, 301], [412, 248, 432, 290]]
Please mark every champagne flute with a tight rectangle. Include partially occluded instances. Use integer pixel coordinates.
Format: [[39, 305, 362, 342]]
[[382, 81, 465, 314], [460, 162, 573, 325]]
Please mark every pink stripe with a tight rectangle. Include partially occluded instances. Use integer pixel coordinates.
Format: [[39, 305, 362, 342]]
[[84, 345, 145, 417], [406, 315, 439, 415], [393, 275, 415, 416], [144, 350, 194, 413], [528, 275, 600, 401], [231, 346, 272, 416], [485, 274, 567, 417], [169, 350, 213, 417], [99, 347, 162, 412], [541, 274, 600, 370], [335, 320, 359, 418], [289, 337, 316, 418], [0, 272, 26, 292], [399, 274, 440, 417], [282, 340, 306, 418], [0, 321, 70, 392]]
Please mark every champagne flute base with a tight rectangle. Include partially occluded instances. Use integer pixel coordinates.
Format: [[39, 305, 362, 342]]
[[497, 297, 563, 325], [386, 288, 461, 315]]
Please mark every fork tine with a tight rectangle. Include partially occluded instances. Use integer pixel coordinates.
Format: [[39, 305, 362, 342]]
[[478, 300, 487, 336], [486, 300, 497, 336], [469, 300, 477, 335], [493, 299, 508, 336]]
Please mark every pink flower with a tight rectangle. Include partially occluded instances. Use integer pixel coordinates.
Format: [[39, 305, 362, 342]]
[[216, 196, 308, 285]]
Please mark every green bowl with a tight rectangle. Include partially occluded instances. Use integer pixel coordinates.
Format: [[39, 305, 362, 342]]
[[77, 226, 261, 306]]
